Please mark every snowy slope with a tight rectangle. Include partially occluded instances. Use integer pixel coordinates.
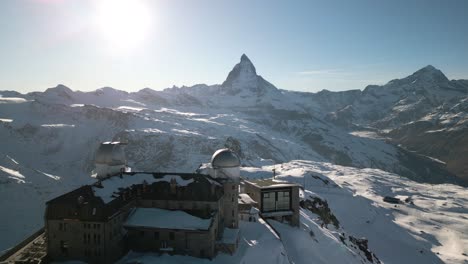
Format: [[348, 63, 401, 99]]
[[241, 161, 468, 264]]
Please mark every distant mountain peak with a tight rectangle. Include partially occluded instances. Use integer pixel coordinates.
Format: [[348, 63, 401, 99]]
[[45, 84, 73, 93], [222, 54, 257, 88], [41, 84, 74, 101], [240, 53, 252, 63], [411, 65, 448, 83]]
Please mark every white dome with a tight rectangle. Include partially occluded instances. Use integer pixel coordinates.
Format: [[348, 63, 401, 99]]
[[211, 149, 240, 168]]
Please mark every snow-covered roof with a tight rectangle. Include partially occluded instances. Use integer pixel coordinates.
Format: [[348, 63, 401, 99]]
[[245, 178, 300, 189], [238, 193, 257, 205], [92, 173, 196, 204], [124, 208, 213, 231]]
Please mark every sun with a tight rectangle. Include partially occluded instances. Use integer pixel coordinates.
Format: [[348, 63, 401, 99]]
[[94, 0, 152, 53]]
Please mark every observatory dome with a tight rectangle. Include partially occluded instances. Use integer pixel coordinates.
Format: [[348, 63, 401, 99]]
[[211, 149, 240, 168]]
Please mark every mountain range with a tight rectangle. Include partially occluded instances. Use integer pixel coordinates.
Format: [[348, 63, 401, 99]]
[[0, 54, 467, 262]]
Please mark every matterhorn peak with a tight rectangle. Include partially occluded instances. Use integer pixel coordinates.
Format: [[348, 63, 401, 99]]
[[240, 53, 252, 63], [222, 54, 257, 88]]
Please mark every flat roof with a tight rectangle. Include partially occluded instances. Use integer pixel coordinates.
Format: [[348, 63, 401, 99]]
[[124, 208, 213, 231], [245, 178, 300, 188]]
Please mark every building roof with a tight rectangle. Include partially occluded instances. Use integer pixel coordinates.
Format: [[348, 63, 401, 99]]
[[244, 178, 300, 189], [211, 149, 240, 168], [45, 172, 224, 221], [124, 208, 213, 231], [238, 193, 257, 205]]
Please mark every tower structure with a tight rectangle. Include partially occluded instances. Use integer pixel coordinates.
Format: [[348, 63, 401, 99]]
[[210, 149, 240, 228]]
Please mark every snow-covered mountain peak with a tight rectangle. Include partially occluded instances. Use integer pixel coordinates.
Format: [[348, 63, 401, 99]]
[[44, 84, 73, 94], [33, 84, 75, 102], [411, 65, 449, 84], [94, 86, 129, 97], [223, 54, 257, 87], [221, 54, 278, 96]]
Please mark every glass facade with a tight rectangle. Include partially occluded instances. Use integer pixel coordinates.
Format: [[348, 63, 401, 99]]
[[261, 189, 291, 212]]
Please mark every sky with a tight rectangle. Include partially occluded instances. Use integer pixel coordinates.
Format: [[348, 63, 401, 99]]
[[0, 0, 467, 93]]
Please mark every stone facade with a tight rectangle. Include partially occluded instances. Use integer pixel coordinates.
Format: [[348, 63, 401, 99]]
[[45, 173, 239, 264]]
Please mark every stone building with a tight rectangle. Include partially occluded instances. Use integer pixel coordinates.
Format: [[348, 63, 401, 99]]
[[45, 149, 241, 264]]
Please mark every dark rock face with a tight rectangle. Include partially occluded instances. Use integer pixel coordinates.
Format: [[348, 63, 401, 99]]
[[300, 197, 340, 229], [348, 236, 381, 264], [221, 54, 278, 96]]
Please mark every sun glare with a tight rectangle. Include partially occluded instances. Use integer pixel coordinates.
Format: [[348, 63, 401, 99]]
[[94, 0, 152, 53]]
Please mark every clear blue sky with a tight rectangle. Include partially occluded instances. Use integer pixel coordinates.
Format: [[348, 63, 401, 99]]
[[0, 0, 467, 93]]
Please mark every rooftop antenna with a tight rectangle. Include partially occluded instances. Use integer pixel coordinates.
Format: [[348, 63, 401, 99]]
[[272, 167, 276, 179]]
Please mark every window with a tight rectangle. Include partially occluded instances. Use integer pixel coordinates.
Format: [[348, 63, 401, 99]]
[[154, 232, 159, 239], [277, 191, 290, 211], [93, 234, 97, 244], [169, 232, 175, 240], [97, 234, 101, 244], [161, 240, 168, 248], [59, 223, 63, 231], [262, 192, 275, 212], [232, 210, 234, 217], [60, 240, 69, 255], [83, 233, 87, 244], [140, 231, 144, 237]]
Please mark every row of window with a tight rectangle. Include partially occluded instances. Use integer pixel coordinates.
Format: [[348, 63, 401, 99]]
[[58, 222, 103, 232], [262, 191, 291, 212], [83, 223, 101, 229], [150, 201, 214, 210], [139, 231, 176, 240], [58, 223, 68, 231], [83, 233, 101, 244], [263, 191, 289, 198]]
